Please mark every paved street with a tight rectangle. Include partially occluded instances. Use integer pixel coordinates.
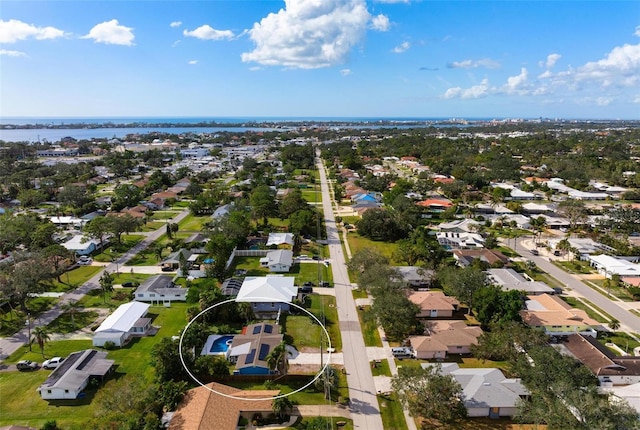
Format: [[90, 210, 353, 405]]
[[316, 154, 384, 430], [516, 236, 640, 333], [0, 210, 190, 361]]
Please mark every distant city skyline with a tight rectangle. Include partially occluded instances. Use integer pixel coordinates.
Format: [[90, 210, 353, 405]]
[[1, 1, 639, 119]]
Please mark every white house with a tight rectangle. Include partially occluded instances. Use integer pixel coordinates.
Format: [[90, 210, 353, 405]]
[[37, 349, 113, 400], [62, 235, 101, 256], [588, 255, 640, 279], [487, 268, 555, 295], [422, 363, 529, 418], [93, 301, 151, 347], [436, 231, 485, 249], [265, 232, 295, 248], [236, 276, 297, 319], [134, 275, 188, 305], [259, 250, 294, 273], [437, 219, 481, 233]]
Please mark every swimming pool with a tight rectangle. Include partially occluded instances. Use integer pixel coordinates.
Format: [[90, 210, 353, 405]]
[[209, 335, 234, 354]]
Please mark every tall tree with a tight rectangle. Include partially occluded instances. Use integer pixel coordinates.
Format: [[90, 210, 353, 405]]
[[392, 365, 467, 427], [266, 341, 289, 375], [438, 266, 487, 314], [83, 217, 112, 249], [31, 326, 51, 358], [99, 270, 114, 304]]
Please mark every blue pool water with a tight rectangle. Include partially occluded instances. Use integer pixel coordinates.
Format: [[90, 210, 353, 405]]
[[203, 258, 214, 264], [210, 335, 234, 353]]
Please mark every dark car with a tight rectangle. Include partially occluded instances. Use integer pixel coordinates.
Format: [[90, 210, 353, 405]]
[[161, 266, 175, 272], [300, 286, 313, 294], [16, 360, 38, 371], [121, 281, 139, 288], [303, 281, 316, 287], [319, 281, 332, 288], [312, 255, 322, 261]]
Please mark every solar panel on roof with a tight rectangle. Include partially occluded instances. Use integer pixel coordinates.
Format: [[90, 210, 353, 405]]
[[245, 349, 256, 365], [258, 344, 270, 361], [264, 324, 273, 334], [252, 325, 261, 335]]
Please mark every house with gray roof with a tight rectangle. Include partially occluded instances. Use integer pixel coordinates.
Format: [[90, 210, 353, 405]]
[[134, 275, 188, 304], [422, 362, 529, 418], [38, 349, 114, 400], [487, 268, 555, 295], [259, 250, 294, 273]]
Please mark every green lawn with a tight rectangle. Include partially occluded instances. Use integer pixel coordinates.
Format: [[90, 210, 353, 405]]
[[93, 235, 145, 262], [77, 288, 135, 309], [138, 221, 166, 232], [346, 232, 399, 263], [377, 393, 409, 430], [295, 262, 333, 285], [301, 189, 322, 203], [48, 310, 100, 334], [284, 295, 341, 352], [357, 306, 382, 347], [352, 289, 368, 299], [0, 369, 98, 428], [371, 359, 391, 377], [267, 217, 290, 228], [589, 279, 634, 301], [178, 213, 208, 231], [598, 331, 640, 353], [150, 210, 182, 220], [50, 265, 102, 291]]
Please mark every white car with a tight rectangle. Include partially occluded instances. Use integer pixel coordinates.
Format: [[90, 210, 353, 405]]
[[43, 356, 64, 370], [77, 256, 92, 266]]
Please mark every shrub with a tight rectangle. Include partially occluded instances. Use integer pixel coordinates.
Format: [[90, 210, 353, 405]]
[[103, 341, 117, 350]]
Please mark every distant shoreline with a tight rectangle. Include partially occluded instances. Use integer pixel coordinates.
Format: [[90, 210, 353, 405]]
[[2, 117, 637, 130]]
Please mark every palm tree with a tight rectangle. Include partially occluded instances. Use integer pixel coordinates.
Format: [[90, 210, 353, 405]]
[[61, 300, 83, 330], [153, 246, 164, 262], [315, 365, 339, 400], [32, 326, 51, 358], [99, 270, 114, 304], [266, 341, 289, 375], [609, 318, 621, 331], [272, 396, 293, 421]]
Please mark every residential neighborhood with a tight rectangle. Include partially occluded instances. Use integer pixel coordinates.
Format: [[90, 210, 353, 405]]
[[1, 120, 640, 430]]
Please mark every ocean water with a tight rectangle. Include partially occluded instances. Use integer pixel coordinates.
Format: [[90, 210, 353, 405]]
[[0, 116, 477, 142]]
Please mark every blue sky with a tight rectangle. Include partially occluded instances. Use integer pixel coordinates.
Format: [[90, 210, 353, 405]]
[[1, 0, 639, 119]]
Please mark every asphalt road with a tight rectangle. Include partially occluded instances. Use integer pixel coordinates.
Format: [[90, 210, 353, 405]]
[[516, 236, 640, 333], [316, 154, 384, 430], [0, 210, 190, 362]]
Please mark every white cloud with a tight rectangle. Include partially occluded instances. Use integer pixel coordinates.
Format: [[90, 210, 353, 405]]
[[340, 68, 352, 76], [370, 14, 390, 32], [539, 53, 561, 69], [0, 49, 27, 57], [188, 60, 198, 65], [540, 42, 640, 90], [596, 96, 613, 106], [447, 58, 500, 69], [503, 67, 529, 94], [393, 41, 410, 53], [444, 78, 492, 99], [241, 0, 371, 69], [0, 19, 65, 43], [633, 96, 640, 104], [183, 25, 234, 40], [171, 40, 181, 48], [82, 19, 134, 46], [170, 21, 182, 28], [635, 26, 640, 37]]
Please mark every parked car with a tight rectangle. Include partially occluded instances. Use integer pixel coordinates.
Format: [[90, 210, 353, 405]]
[[121, 281, 139, 288], [43, 356, 65, 370], [77, 256, 92, 266], [530, 249, 539, 256], [319, 281, 332, 288], [312, 255, 322, 261], [161, 266, 175, 272], [391, 347, 412, 359], [300, 286, 313, 294], [303, 281, 316, 287], [16, 360, 38, 371]]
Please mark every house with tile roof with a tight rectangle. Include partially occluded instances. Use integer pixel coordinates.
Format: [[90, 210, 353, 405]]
[[563, 334, 640, 386], [422, 362, 529, 418], [520, 294, 599, 338], [409, 320, 483, 359], [169, 382, 279, 430], [408, 291, 459, 318], [453, 249, 510, 268]]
